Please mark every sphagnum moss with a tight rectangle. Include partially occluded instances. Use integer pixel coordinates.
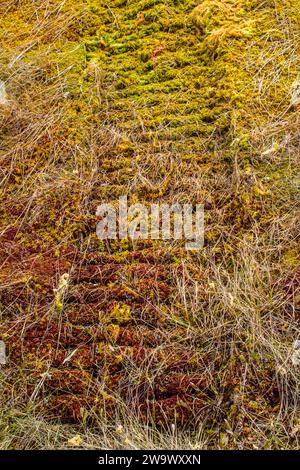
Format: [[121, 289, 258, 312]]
[[0, 0, 300, 450]]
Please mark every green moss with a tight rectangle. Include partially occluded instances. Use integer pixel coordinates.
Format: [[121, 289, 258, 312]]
[[1, 0, 300, 439]]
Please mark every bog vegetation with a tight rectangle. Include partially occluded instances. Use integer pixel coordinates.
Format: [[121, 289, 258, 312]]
[[0, 0, 299, 449]]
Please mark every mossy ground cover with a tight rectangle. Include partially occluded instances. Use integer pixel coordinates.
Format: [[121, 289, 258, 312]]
[[0, 0, 300, 449]]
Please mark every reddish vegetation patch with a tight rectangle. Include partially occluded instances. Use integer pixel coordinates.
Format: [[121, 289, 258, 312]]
[[0, 245, 214, 426], [139, 396, 206, 427], [46, 395, 114, 422], [1, 0, 295, 441]]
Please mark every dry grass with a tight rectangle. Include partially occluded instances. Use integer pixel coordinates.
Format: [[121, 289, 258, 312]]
[[0, 0, 300, 450]]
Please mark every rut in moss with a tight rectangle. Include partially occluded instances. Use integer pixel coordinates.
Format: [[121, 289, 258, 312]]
[[0, 0, 299, 433]]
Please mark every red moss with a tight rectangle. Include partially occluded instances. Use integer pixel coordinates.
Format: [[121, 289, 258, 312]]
[[6, 319, 91, 361], [54, 346, 94, 368], [65, 304, 103, 325], [46, 394, 114, 422], [68, 280, 171, 304], [126, 264, 169, 281], [45, 369, 94, 394], [153, 373, 212, 399], [139, 395, 206, 426], [94, 325, 164, 347], [73, 264, 121, 284]]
